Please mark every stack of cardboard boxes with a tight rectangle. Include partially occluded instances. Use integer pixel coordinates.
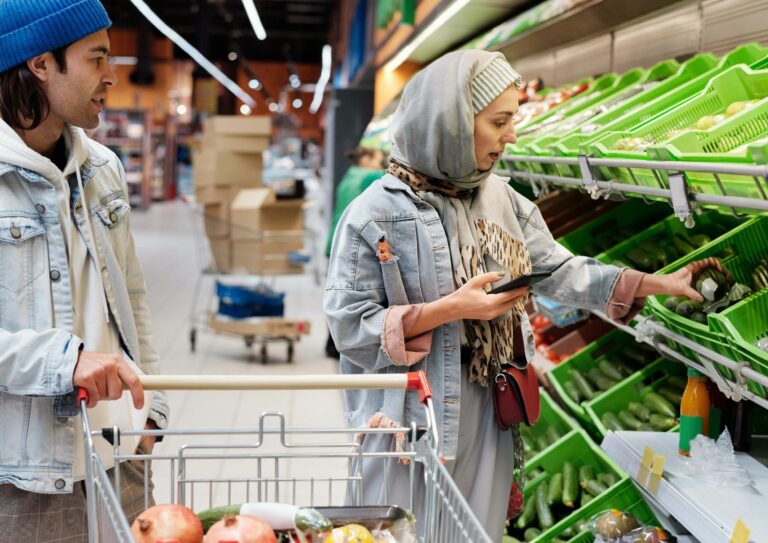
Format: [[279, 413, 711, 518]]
[[194, 115, 304, 275]]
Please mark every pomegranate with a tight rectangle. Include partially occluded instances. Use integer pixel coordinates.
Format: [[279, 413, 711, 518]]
[[204, 514, 277, 543], [131, 504, 203, 543]]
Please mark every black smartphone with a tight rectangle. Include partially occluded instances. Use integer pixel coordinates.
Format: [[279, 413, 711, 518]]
[[488, 271, 552, 295]]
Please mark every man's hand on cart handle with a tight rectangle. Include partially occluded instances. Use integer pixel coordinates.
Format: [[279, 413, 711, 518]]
[[73, 351, 144, 409]]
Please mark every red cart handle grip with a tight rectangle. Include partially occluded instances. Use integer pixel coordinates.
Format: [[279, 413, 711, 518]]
[[77, 387, 89, 404], [406, 371, 432, 404]]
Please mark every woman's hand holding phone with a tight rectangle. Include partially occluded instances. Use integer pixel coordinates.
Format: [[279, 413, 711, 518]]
[[448, 271, 528, 321]]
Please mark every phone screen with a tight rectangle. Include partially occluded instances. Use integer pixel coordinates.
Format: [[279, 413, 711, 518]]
[[488, 271, 552, 295]]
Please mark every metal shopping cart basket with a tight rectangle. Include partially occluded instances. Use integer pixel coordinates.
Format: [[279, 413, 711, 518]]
[[78, 372, 493, 542]]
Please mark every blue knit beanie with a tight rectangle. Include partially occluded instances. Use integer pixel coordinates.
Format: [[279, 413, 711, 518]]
[[0, 0, 112, 73]]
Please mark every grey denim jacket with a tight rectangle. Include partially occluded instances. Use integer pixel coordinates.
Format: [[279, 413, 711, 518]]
[[324, 173, 623, 459], [0, 126, 169, 493]]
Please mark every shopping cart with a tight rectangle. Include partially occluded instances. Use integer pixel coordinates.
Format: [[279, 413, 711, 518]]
[[78, 372, 494, 542]]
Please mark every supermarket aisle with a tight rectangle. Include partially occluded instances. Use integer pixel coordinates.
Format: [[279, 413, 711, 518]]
[[130, 200, 347, 507]]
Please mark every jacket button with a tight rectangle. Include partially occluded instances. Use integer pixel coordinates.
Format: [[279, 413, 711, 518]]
[[50, 269, 61, 281], [54, 479, 65, 489], [109, 211, 118, 223], [10, 227, 21, 239], [35, 203, 46, 214]]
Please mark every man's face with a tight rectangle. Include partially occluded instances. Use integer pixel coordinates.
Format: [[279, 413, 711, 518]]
[[44, 29, 116, 130]]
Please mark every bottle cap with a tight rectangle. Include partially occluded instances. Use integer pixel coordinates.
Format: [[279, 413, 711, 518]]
[[687, 367, 704, 377]]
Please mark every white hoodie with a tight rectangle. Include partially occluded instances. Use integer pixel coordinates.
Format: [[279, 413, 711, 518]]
[[0, 120, 151, 479]]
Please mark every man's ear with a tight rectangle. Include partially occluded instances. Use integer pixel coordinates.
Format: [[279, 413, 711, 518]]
[[27, 53, 53, 82]]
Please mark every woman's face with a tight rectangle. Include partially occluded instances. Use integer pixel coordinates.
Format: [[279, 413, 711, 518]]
[[473, 86, 519, 171]]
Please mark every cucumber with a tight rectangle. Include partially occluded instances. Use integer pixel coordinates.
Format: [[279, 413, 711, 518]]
[[524, 528, 541, 542], [621, 346, 651, 366], [659, 386, 682, 405], [675, 299, 704, 318], [601, 412, 625, 431], [690, 233, 711, 248], [547, 473, 563, 506], [628, 401, 652, 421], [616, 362, 636, 377], [545, 426, 562, 446], [569, 370, 596, 401], [198, 505, 241, 532], [515, 490, 538, 530], [536, 436, 550, 451], [562, 461, 578, 508], [729, 283, 752, 304], [598, 472, 618, 487], [595, 376, 619, 391], [643, 391, 677, 418], [618, 410, 643, 430], [690, 311, 707, 325], [598, 360, 624, 381], [502, 537, 523, 543], [663, 295, 685, 312], [560, 526, 575, 538], [578, 465, 595, 488], [583, 479, 608, 496], [580, 492, 595, 508], [672, 233, 696, 255], [563, 380, 582, 402], [527, 468, 544, 479], [522, 433, 537, 455], [649, 414, 677, 431], [626, 247, 656, 271], [637, 422, 655, 431], [535, 482, 554, 530], [586, 367, 608, 386]]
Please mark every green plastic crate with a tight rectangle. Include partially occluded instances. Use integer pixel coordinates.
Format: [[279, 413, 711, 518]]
[[548, 329, 659, 428], [588, 64, 768, 188], [645, 216, 768, 394], [596, 211, 744, 272], [585, 358, 685, 438], [524, 389, 581, 462], [548, 53, 721, 159], [557, 199, 671, 259], [647, 96, 768, 199], [710, 287, 768, 392], [514, 430, 630, 542], [527, 59, 682, 155]]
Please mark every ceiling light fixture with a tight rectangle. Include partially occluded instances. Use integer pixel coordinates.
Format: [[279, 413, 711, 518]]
[[384, 0, 471, 73], [241, 0, 267, 40], [268, 102, 279, 113], [292, 98, 303, 109], [309, 44, 331, 114], [128, 0, 255, 107], [240, 104, 252, 115], [228, 51, 238, 61], [176, 104, 188, 116], [248, 78, 261, 90]]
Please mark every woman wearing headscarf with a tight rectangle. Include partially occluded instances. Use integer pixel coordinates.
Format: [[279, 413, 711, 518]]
[[324, 50, 717, 540]]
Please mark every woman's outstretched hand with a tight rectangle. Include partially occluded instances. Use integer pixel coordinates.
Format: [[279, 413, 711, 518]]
[[636, 257, 729, 302], [448, 272, 528, 321]]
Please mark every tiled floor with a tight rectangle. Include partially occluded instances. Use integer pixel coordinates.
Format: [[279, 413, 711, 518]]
[[129, 199, 349, 509]]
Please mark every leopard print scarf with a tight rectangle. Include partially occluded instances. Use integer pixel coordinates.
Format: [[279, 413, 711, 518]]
[[388, 158, 532, 386]]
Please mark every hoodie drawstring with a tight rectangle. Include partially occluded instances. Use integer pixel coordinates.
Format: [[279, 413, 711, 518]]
[[75, 166, 110, 323]]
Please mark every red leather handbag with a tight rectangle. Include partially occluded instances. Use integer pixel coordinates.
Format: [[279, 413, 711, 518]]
[[493, 364, 541, 430]]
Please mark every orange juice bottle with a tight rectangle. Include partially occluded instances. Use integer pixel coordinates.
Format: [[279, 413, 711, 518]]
[[679, 368, 710, 456]]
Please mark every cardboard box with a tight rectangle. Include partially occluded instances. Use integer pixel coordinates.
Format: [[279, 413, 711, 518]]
[[203, 202, 230, 238], [209, 237, 231, 272], [202, 130, 269, 153], [231, 240, 304, 274], [195, 184, 241, 205], [230, 189, 304, 240], [206, 115, 271, 136], [193, 150, 264, 187]]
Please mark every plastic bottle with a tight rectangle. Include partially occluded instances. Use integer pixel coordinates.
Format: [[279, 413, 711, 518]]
[[679, 368, 710, 456], [707, 380, 727, 439]]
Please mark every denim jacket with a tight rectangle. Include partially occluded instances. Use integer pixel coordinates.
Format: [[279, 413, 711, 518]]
[[0, 122, 169, 493], [324, 173, 623, 459]]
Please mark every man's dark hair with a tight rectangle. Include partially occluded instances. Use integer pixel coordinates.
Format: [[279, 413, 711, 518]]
[[345, 146, 380, 166], [0, 46, 68, 131]]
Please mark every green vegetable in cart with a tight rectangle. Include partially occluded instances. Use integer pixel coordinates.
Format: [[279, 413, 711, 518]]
[[198, 505, 241, 532], [695, 268, 729, 301], [671, 234, 696, 255], [569, 370, 596, 400], [523, 527, 541, 542], [536, 436, 550, 451], [659, 386, 683, 405], [752, 262, 768, 291], [535, 482, 554, 530], [663, 296, 685, 311], [547, 473, 563, 506], [690, 311, 707, 325], [616, 361, 636, 377], [515, 491, 538, 530], [597, 472, 618, 487], [602, 412, 625, 431], [598, 360, 624, 382], [690, 233, 711, 248], [695, 115, 718, 130], [626, 247, 657, 271], [638, 422, 655, 431], [563, 380, 582, 402], [583, 479, 608, 497], [521, 433, 537, 455], [578, 465, 595, 488], [649, 414, 677, 431], [588, 368, 618, 391], [628, 401, 652, 421], [562, 462, 578, 508], [502, 536, 523, 543], [675, 299, 703, 317], [643, 391, 677, 418], [580, 492, 595, 508], [728, 283, 753, 304], [528, 468, 544, 480], [618, 410, 644, 430], [545, 426, 563, 446]]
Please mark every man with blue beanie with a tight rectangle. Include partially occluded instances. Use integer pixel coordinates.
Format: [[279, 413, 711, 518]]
[[0, 1, 169, 538]]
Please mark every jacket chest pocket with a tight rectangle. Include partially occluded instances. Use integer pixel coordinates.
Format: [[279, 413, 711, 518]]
[[94, 197, 130, 230], [0, 216, 47, 294]]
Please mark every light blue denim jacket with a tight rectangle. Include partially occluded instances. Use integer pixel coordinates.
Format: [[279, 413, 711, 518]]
[[0, 122, 169, 493], [324, 173, 623, 459]]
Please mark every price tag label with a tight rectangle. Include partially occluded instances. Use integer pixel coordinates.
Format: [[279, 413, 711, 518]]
[[730, 518, 750, 543], [637, 446, 655, 486], [647, 454, 665, 495]]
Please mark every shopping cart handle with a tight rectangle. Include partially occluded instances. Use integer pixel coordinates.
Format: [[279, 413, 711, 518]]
[[406, 371, 432, 404], [77, 387, 89, 404]]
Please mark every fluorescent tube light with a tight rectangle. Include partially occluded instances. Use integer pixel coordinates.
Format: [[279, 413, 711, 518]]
[[309, 45, 331, 114], [242, 0, 267, 40]]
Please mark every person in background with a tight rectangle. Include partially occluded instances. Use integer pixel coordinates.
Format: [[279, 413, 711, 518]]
[[0, 0, 169, 539], [324, 146, 386, 358], [324, 50, 720, 540]]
